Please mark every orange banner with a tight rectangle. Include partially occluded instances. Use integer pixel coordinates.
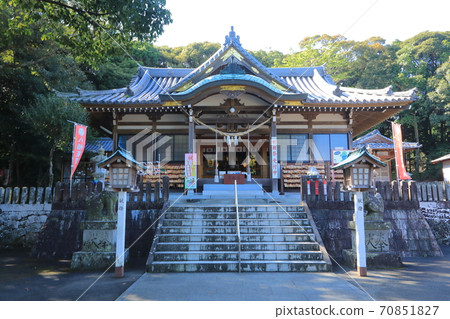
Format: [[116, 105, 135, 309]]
[[70, 124, 87, 181], [392, 122, 411, 180]]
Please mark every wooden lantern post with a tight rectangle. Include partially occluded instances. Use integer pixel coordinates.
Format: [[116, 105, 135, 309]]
[[332, 147, 386, 277], [97, 149, 144, 278]]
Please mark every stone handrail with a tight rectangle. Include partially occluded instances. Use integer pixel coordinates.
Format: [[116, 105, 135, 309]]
[[0, 186, 53, 205]]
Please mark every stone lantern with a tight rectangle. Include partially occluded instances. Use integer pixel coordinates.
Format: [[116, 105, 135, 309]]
[[332, 147, 386, 277], [97, 149, 145, 277]]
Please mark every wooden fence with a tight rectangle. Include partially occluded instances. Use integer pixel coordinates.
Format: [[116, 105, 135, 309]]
[[301, 178, 422, 205], [0, 186, 53, 205], [0, 176, 170, 210], [416, 182, 450, 202]]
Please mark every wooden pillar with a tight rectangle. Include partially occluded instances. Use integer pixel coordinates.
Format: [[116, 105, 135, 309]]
[[188, 108, 194, 154], [348, 109, 354, 149], [187, 107, 196, 195], [112, 111, 119, 150], [115, 191, 127, 278], [270, 108, 278, 194], [354, 190, 367, 277], [246, 133, 251, 181]]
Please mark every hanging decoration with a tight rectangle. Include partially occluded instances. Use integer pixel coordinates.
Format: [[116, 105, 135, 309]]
[[192, 116, 271, 138]]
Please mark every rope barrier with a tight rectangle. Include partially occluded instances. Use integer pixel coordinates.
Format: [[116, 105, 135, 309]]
[[191, 115, 272, 137]]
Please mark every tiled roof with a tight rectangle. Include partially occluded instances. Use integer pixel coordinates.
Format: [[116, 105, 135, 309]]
[[60, 28, 416, 107], [354, 129, 421, 150], [332, 146, 386, 170], [97, 148, 146, 170], [85, 137, 113, 152]]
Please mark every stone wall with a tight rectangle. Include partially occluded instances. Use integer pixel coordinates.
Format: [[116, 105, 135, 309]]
[[420, 202, 450, 246], [0, 203, 51, 249], [31, 208, 162, 259], [31, 209, 86, 259], [310, 202, 442, 259]]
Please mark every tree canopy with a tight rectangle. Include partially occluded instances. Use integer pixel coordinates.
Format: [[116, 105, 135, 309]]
[[5, 0, 172, 65], [0, 0, 171, 186]]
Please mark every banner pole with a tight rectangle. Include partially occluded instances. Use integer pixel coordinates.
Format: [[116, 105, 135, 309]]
[[392, 122, 401, 186], [70, 122, 75, 198]]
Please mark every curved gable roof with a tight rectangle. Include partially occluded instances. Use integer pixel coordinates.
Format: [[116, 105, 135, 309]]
[[169, 27, 294, 93]]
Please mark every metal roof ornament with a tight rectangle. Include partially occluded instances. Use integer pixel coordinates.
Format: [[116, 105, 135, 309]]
[[225, 26, 240, 45]]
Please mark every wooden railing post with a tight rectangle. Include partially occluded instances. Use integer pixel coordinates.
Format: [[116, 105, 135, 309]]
[[162, 176, 170, 202], [145, 182, 152, 203], [401, 181, 409, 201], [409, 181, 418, 201], [154, 181, 160, 202], [326, 181, 333, 201], [0, 187, 5, 204]]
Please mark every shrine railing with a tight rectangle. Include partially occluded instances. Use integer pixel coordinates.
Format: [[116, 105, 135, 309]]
[[301, 179, 421, 210], [51, 177, 170, 210]]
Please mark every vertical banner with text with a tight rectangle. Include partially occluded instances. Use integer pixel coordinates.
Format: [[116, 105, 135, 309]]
[[392, 122, 411, 180], [185, 153, 197, 189], [70, 123, 87, 181], [271, 137, 279, 178]]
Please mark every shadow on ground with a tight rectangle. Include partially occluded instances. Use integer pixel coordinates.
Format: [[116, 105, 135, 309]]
[[334, 245, 450, 301], [0, 249, 145, 301]]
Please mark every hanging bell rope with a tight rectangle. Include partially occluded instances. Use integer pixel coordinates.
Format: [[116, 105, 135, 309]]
[[192, 116, 272, 137]]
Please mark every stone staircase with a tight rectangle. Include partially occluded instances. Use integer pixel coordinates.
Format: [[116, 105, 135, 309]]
[[146, 202, 332, 272]]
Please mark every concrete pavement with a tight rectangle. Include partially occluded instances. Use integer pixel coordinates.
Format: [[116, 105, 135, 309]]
[[117, 272, 372, 301], [118, 245, 450, 301]]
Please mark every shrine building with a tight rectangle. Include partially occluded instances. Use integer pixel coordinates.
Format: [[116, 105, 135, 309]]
[[62, 27, 416, 192]]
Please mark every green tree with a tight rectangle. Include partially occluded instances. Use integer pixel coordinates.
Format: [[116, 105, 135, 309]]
[[396, 31, 450, 179], [22, 95, 90, 187], [342, 37, 400, 89], [85, 42, 164, 90], [0, 2, 93, 185], [277, 35, 354, 83], [158, 42, 221, 68], [249, 50, 285, 67], [6, 0, 172, 65]]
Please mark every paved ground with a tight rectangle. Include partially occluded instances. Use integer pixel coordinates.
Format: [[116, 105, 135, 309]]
[[0, 250, 145, 301], [334, 244, 450, 301], [1, 245, 449, 301]]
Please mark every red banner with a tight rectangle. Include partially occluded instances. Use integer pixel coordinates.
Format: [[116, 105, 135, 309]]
[[392, 122, 411, 180], [70, 124, 87, 181]]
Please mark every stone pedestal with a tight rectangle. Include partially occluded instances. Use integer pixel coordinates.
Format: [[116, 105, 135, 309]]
[[71, 221, 129, 270], [71, 191, 129, 270], [343, 212, 402, 269]]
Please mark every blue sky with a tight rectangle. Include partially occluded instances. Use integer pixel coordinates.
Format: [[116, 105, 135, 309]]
[[155, 0, 449, 53]]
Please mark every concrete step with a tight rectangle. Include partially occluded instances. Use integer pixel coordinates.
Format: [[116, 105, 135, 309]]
[[149, 260, 331, 272], [153, 251, 323, 262], [157, 233, 316, 243], [168, 205, 305, 213], [163, 218, 311, 227], [202, 184, 265, 198], [160, 226, 314, 234], [155, 241, 320, 252], [163, 212, 308, 220], [147, 201, 332, 273]]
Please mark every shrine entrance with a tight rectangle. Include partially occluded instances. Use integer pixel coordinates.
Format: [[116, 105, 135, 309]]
[[199, 140, 269, 179]]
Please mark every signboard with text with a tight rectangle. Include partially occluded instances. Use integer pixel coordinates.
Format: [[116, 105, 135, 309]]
[[332, 149, 352, 165], [271, 137, 279, 179], [185, 153, 197, 189]]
